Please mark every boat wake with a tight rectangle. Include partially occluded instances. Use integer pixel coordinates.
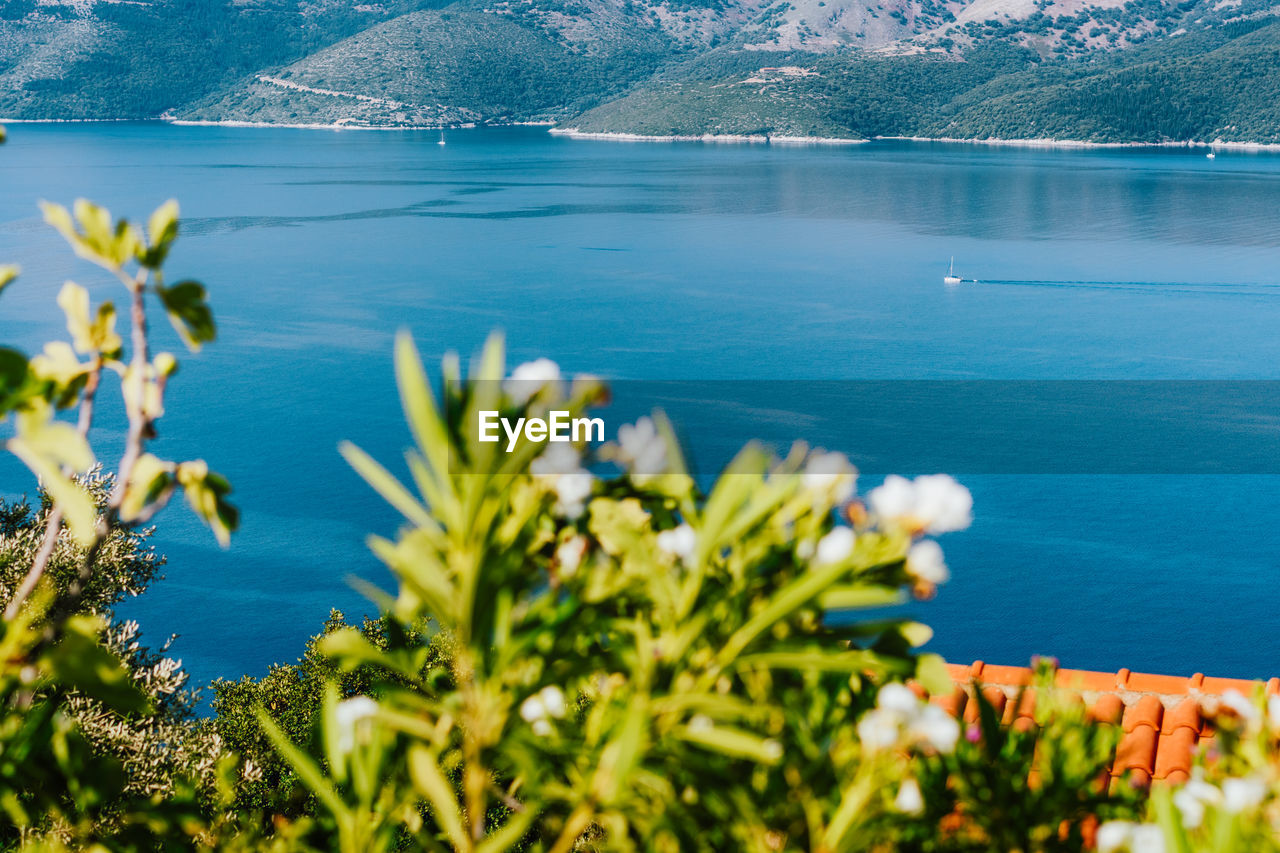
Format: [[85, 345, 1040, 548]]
[[970, 278, 1280, 296]]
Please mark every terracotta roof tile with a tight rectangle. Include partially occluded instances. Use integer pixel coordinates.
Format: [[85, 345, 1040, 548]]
[[1090, 694, 1125, 725], [930, 688, 968, 718], [1125, 672, 1190, 695], [1122, 695, 1164, 733], [941, 660, 1270, 791], [1153, 727, 1197, 781], [1162, 698, 1201, 736]]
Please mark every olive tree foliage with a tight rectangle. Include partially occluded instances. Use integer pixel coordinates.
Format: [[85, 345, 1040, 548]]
[[0, 479, 219, 801], [210, 609, 444, 822], [264, 332, 969, 852], [0, 122, 240, 847]]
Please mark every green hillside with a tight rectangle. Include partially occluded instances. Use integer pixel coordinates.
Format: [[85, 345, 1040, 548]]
[[6, 0, 1280, 142], [563, 24, 1280, 143], [178, 7, 677, 127], [0, 0, 443, 119]]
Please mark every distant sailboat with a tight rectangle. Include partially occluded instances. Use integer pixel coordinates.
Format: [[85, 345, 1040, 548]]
[[944, 257, 963, 286], [1206, 151, 1216, 159], [438, 130, 446, 146]]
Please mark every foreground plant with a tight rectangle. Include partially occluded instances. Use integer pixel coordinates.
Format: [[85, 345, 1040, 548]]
[[262, 332, 972, 851], [0, 121, 241, 844], [3, 196, 236, 623]]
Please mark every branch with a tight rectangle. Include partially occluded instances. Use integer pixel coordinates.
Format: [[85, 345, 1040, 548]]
[[4, 358, 103, 620], [49, 270, 153, 628]]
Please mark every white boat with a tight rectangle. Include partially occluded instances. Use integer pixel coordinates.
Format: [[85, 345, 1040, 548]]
[[437, 131, 446, 146], [1206, 151, 1216, 159], [944, 257, 963, 286]]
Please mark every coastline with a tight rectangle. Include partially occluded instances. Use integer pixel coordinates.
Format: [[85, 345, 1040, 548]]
[[168, 117, 558, 131], [874, 135, 1280, 150], [548, 128, 866, 145], [5, 116, 1280, 149]]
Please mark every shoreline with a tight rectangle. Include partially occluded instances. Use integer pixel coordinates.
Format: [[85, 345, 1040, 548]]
[[549, 127, 866, 145], [5, 116, 1280, 149], [874, 135, 1280, 151]]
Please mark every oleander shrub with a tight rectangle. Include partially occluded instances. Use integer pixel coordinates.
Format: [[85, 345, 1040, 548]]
[[262, 332, 974, 851]]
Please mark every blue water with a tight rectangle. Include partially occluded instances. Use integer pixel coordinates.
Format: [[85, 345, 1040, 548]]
[[1, 123, 1279, 687]]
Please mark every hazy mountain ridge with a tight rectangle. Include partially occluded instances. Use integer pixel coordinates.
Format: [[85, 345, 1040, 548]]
[[4, 0, 1280, 142]]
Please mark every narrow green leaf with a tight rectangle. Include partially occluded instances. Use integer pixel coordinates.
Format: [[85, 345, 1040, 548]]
[[407, 744, 469, 850]]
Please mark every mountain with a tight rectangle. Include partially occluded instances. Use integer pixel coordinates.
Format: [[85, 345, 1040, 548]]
[[4, 0, 1280, 142]]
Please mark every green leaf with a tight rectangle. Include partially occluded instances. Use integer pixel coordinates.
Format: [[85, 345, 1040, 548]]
[[258, 712, 348, 819], [176, 460, 238, 546], [818, 584, 906, 611], [914, 653, 953, 696], [57, 281, 93, 353], [57, 282, 120, 356], [407, 745, 469, 850], [676, 724, 783, 765], [120, 453, 176, 522], [29, 341, 90, 408], [155, 280, 215, 352], [140, 199, 179, 268], [340, 441, 439, 534], [41, 199, 141, 270], [0, 347, 34, 411], [7, 402, 96, 543]]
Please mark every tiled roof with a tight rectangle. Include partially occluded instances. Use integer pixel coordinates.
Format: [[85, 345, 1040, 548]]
[[927, 661, 1280, 788]]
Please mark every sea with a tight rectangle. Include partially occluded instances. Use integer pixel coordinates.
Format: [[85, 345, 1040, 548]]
[[2, 122, 1279, 690]]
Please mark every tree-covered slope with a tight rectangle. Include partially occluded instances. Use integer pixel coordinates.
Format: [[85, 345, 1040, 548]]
[[0, 0, 443, 119], [7, 0, 1280, 141], [562, 22, 1280, 143], [176, 6, 680, 126]]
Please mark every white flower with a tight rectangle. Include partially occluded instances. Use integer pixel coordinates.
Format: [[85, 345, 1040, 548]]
[[858, 683, 958, 755], [520, 685, 568, 724], [656, 523, 697, 561], [532, 445, 593, 518], [553, 471, 593, 518], [688, 714, 713, 733], [1220, 690, 1261, 726], [1268, 694, 1280, 729], [815, 527, 855, 565], [857, 708, 901, 752], [617, 417, 667, 479], [803, 451, 857, 504], [868, 474, 972, 535], [894, 778, 924, 815], [556, 537, 587, 578], [1096, 821, 1134, 853], [520, 695, 546, 723], [1173, 776, 1221, 829], [868, 474, 915, 519], [334, 695, 379, 754], [1222, 776, 1267, 813], [909, 704, 961, 753], [906, 540, 949, 584], [877, 682, 920, 715], [532, 443, 581, 476], [1130, 825, 1166, 853], [538, 685, 567, 719], [505, 358, 562, 403], [522, 686, 567, 738]]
